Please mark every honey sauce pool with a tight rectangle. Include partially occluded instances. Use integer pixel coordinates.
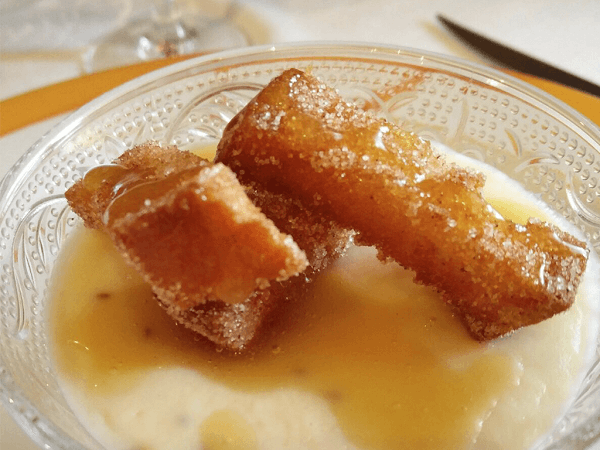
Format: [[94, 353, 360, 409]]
[[49, 147, 600, 450]]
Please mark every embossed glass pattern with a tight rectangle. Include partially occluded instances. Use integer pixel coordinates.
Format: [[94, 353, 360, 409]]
[[0, 43, 599, 449]]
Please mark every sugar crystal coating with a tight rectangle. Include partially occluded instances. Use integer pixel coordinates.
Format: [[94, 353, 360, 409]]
[[66, 142, 351, 350], [165, 184, 354, 350], [66, 142, 308, 310], [216, 69, 590, 340]]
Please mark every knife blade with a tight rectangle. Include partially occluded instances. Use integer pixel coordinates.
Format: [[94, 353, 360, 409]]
[[437, 14, 600, 97]]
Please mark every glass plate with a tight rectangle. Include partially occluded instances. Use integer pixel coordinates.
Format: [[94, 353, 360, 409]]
[[1, 42, 599, 449]]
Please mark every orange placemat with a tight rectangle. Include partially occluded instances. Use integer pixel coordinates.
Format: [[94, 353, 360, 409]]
[[510, 72, 600, 127], [1, 57, 599, 137], [0, 54, 200, 137]]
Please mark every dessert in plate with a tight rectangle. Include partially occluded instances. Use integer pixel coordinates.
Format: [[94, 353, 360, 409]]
[[1, 44, 599, 450], [54, 70, 599, 450]]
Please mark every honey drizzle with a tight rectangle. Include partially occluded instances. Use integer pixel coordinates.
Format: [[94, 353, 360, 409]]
[[50, 226, 515, 450]]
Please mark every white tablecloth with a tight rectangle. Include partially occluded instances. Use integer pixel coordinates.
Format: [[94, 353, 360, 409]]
[[1, 0, 599, 448]]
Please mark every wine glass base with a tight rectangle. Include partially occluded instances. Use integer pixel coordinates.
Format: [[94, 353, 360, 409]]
[[82, 14, 248, 73]]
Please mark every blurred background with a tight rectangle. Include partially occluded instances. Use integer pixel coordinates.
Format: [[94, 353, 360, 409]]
[[2, 0, 598, 100]]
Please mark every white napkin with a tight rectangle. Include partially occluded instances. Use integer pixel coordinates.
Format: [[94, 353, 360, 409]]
[[436, 0, 600, 87]]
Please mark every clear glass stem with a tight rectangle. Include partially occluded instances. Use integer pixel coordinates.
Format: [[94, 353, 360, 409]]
[[151, 0, 178, 24], [82, 0, 249, 73]]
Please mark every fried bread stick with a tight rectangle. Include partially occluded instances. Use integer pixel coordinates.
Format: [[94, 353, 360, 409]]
[[66, 143, 308, 310], [164, 187, 353, 350], [66, 143, 351, 349], [216, 69, 589, 340]]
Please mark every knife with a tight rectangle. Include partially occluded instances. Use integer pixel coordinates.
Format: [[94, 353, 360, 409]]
[[437, 14, 600, 97]]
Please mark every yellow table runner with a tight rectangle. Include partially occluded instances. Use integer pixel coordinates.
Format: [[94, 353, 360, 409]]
[[1, 55, 599, 136]]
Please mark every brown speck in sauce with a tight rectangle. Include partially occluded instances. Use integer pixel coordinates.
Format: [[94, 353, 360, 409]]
[[322, 389, 343, 404], [291, 367, 308, 378]]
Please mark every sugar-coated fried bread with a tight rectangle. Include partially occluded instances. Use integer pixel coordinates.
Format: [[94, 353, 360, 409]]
[[66, 143, 308, 310], [216, 68, 589, 340], [248, 185, 354, 276], [66, 144, 207, 230], [66, 143, 352, 350], [158, 287, 281, 352], [163, 185, 354, 350]]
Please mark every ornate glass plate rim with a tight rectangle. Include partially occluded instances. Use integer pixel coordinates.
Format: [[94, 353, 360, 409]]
[[1, 42, 599, 450]]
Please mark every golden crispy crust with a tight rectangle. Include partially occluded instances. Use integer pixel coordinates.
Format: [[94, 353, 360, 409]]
[[216, 68, 589, 340], [66, 143, 208, 230], [158, 286, 281, 352], [66, 142, 308, 310], [163, 184, 354, 351], [66, 142, 351, 350]]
